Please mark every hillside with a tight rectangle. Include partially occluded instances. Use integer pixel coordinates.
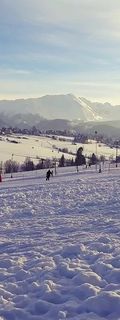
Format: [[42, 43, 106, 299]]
[[0, 133, 117, 164]]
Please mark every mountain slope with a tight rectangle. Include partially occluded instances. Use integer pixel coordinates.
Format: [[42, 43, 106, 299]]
[[0, 94, 120, 122], [0, 94, 86, 121], [80, 97, 120, 121]]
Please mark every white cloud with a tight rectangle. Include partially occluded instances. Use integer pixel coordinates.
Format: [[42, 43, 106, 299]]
[[2, 0, 120, 37]]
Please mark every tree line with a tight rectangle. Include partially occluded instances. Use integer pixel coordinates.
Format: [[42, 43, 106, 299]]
[[2, 147, 103, 174]]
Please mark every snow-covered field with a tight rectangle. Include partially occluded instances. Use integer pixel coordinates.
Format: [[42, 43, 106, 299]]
[[0, 134, 118, 165], [0, 167, 120, 319]]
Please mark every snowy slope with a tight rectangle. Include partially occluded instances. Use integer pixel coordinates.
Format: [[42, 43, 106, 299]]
[[80, 97, 120, 121], [0, 134, 118, 165], [0, 167, 120, 319], [74, 97, 101, 121]]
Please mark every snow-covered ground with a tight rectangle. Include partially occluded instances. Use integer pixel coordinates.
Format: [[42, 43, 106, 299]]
[[0, 134, 118, 165], [0, 167, 120, 319]]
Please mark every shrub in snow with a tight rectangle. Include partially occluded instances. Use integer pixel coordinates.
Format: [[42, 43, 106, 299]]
[[4, 159, 19, 173]]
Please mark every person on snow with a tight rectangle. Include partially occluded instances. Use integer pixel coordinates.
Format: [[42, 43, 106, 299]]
[[46, 169, 53, 181]]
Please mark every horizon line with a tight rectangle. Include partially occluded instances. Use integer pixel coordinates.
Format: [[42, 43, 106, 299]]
[[0, 93, 119, 106]]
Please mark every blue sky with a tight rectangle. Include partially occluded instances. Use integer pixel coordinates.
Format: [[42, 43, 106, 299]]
[[1, 0, 120, 103]]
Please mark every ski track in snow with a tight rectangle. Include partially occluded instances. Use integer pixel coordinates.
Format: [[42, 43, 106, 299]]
[[0, 169, 120, 319]]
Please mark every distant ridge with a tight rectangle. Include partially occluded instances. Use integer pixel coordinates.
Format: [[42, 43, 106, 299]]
[[0, 93, 120, 122]]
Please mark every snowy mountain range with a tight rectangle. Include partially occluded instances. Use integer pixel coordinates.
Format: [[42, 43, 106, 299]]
[[0, 93, 120, 122], [0, 94, 120, 137]]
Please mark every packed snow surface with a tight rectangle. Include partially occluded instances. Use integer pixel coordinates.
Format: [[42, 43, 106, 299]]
[[0, 167, 120, 319]]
